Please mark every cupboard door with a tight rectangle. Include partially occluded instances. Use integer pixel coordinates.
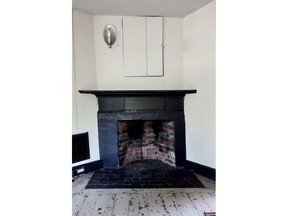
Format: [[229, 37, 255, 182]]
[[123, 17, 147, 77], [146, 17, 163, 76]]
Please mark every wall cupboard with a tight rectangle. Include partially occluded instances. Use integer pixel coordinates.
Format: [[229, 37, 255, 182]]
[[122, 17, 163, 77]]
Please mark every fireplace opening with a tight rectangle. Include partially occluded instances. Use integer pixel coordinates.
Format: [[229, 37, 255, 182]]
[[117, 120, 175, 167]]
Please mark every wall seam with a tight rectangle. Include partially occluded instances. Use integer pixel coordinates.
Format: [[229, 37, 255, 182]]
[[72, 9, 79, 129]]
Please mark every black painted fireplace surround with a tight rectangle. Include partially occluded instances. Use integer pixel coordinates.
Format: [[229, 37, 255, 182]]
[[79, 90, 197, 168]]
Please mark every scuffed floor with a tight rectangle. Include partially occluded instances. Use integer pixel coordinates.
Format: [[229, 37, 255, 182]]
[[73, 172, 215, 216]]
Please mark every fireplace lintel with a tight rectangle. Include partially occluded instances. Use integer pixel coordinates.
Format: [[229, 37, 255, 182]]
[[78, 89, 197, 97]]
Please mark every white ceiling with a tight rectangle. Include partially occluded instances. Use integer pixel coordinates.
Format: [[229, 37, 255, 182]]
[[72, 0, 214, 18]]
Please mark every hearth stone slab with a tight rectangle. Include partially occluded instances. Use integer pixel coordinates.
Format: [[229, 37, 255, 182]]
[[85, 160, 205, 189]]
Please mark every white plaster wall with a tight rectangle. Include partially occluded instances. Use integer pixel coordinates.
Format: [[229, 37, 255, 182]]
[[72, 9, 100, 166], [72, 49, 77, 131], [183, 1, 216, 168], [93, 16, 183, 90]]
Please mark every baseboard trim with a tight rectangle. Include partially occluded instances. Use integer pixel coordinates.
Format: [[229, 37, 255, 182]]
[[185, 160, 215, 181], [72, 160, 103, 176]]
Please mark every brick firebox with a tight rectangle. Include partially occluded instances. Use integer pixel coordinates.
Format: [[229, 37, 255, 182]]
[[117, 120, 176, 167]]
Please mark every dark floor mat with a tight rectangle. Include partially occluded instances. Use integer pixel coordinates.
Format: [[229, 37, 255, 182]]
[[85, 160, 205, 189]]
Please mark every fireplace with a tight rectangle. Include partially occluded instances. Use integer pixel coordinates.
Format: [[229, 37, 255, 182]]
[[117, 120, 175, 167], [79, 90, 197, 168]]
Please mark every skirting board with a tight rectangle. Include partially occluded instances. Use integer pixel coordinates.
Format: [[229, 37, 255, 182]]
[[185, 160, 215, 181], [72, 160, 103, 176], [204, 213, 216, 216]]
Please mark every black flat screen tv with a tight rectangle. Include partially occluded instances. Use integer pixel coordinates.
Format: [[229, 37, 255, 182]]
[[72, 132, 90, 163]]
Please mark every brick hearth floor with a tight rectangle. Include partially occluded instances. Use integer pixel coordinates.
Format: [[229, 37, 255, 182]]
[[85, 160, 205, 189]]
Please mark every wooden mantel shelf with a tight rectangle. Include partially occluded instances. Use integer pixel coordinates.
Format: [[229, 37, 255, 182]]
[[78, 89, 197, 97]]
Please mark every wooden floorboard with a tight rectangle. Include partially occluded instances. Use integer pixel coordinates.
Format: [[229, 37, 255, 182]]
[[174, 192, 201, 216], [72, 172, 216, 216], [91, 193, 110, 215], [128, 193, 149, 216]]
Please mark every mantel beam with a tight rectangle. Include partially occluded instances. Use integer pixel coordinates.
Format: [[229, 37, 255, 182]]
[[79, 89, 197, 97]]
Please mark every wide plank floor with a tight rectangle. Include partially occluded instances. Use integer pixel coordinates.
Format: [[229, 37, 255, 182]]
[[72, 172, 215, 216]]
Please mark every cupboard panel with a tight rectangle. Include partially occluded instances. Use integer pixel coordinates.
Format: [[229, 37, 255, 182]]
[[123, 17, 147, 77], [147, 17, 163, 76]]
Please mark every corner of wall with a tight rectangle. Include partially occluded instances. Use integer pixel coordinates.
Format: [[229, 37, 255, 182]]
[[182, 1, 216, 169]]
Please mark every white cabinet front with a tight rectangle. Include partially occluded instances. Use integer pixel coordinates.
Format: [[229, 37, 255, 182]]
[[122, 17, 163, 77]]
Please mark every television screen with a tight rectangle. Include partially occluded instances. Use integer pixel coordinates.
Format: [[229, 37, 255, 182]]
[[72, 132, 90, 163]]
